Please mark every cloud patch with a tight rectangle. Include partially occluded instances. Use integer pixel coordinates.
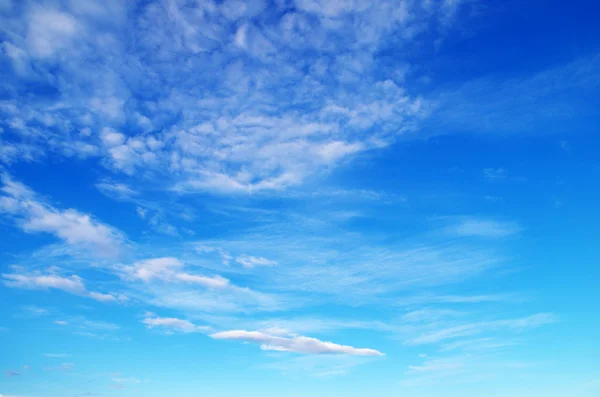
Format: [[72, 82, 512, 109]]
[[211, 330, 384, 356], [442, 217, 521, 238], [120, 257, 229, 288], [142, 315, 209, 333], [235, 255, 277, 268], [0, 174, 125, 258], [2, 268, 123, 303]]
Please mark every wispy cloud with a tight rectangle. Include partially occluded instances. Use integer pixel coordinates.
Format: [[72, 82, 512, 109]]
[[19, 305, 49, 317], [44, 363, 75, 371], [261, 354, 376, 377], [118, 257, 229, 288], [113, 256, 284, 315], [95, 179, 138, 200], [397, 293, 516, 306], [0, 174, 125, 258], [44, 353, 70, 358], [483, 168, 507, 181], [442, 217, 521, 238], [3, 267, 124, 303], [406, 313, 558, 345], [49, 316, 122, 342], [427, 54, 600, 137], [235, 255, 277, 268]]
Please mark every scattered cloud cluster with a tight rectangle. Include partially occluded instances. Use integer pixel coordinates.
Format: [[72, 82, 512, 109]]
[[0, 0, 476, 193]]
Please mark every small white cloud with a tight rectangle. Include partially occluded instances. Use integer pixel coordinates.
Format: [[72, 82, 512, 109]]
[[100, 128, 126, 147], [96, 180, 138, 200], [173, 272, 230, 288], [3, 269, 123, 304], [234, 24, 248, 48], [44, 353, 69, 358], [211, 330, 384, 356], [121, 257, 229, 288], [122, 257, 183, 282], [483, 168, 506, 181], [136, 207, 147, 219], [5, 272, 86, 294], [235, 255, 277, 268], [142, 316, 209, 333], [87, 291, 118, 302]]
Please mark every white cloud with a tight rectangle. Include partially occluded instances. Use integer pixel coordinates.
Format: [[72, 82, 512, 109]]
[[443, 217, 521, 238], [235, 255, 277, 268], [142, 316, 209, 333], [124, 257, 182, 282], [121, 257, 229, 288], [0, 174, 125, 258], [136, 207, 147, 219], [6, 273, 86, 294], [483, 168, 506, 181], [2, 268, 122, 303], [316, 141, 365, 163], [87, 291, 118, 302], [44, 353, 69, 358], [173, 272, 230, 288], [407, 357, 465, 373], [95, 180, 138, 200], [211, 330, 384, 356], [27, 7, 80, 58], [100, 128, 126, 147]]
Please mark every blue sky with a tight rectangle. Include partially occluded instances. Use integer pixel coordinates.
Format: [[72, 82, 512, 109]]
[[1, 0, 599, 396]]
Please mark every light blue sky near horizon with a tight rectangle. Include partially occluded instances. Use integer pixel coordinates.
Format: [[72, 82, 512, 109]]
[[1, 0, 599, 396]]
